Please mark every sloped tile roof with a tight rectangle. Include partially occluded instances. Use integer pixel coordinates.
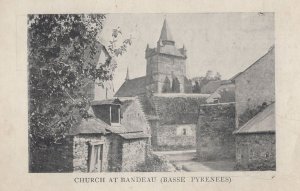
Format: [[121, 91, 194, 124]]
[[91, 98, 148, 138], [114, 76, 147, 97], [234, 103, 275, 134], [67, 117, 108, 135]]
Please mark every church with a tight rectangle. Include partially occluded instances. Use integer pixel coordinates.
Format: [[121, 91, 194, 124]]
[[114, 19, 209, 150], [115, 19, 192, 97]]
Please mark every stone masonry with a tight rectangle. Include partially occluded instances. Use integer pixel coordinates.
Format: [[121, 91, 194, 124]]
[[235, 133, 276, 170], [121, 139, 147, 172], [196, 103, 236, 161]]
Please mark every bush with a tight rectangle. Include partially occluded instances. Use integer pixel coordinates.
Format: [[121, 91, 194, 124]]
[[135, 153, 175, 172]]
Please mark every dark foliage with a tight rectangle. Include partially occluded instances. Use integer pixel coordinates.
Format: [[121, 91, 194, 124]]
[[238, 102, 269, 127], [28, 14, 131, 148]]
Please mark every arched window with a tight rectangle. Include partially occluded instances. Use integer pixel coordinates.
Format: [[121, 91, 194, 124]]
[[162, 76, 171, 93], [172, 77, 180, 93]]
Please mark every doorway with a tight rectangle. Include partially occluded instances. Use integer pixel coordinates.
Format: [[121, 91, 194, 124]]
[[88, 143, 103, 172]]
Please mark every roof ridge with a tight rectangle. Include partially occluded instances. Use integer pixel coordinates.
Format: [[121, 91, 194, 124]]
[[135, 97, 152, 132], [232, 45, 275, 81]]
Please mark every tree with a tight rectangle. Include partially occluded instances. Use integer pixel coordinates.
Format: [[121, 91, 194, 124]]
[[205, 70, 214, 80], [191, 70, 222, 93], [28, 14, 131, 147], [215, 72, 221, 80]]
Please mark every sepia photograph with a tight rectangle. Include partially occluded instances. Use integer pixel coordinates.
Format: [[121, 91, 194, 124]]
[[28, 13, 275, 173]]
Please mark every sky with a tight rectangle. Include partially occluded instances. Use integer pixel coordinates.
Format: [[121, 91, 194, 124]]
[[100, 13, 274, 91]]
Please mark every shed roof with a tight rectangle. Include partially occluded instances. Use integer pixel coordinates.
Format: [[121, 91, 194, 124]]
[[234, 103, 275, 134], [119, 132, 150, 140], [114, 76, 147, 97], [91, 98, 122, 106]]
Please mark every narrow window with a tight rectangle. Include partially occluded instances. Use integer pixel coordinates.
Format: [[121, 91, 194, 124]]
[[111, 105, 120, 123], [183, 128, 187, 136]]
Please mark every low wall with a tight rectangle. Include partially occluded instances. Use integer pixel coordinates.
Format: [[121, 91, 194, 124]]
[[155, 124, 196, 150]]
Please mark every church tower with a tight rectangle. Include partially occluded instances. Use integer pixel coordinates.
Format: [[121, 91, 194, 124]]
[[145, 19, 187, 93]]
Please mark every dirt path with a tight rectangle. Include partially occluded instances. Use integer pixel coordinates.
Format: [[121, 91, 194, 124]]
[[154, 150, 235, 172]]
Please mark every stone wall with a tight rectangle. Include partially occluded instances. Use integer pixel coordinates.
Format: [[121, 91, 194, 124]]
[[235, 47, 275, 127], [30, 134, 147, 173], [121, 99, 151, 136], [196, 103, 236, 161], [235, 133, 276, 170], [150, 95, 207, 150], [107, 134, 123, 171], [148, 120, 159, 147], [121, 139, 147, 172], [156, 124, 196, 150], [73, 134, 112, 172]]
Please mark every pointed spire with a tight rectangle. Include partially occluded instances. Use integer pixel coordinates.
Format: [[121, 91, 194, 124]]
[[158, 19, 174, 45], [125, 67, 130, 81]]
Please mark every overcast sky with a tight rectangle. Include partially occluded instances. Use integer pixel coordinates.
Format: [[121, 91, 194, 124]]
[[100, 13, 274, 91]]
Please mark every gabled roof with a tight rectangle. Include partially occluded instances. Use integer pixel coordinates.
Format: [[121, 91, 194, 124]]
[[114, 76, 147, 97], [91, 98, 149, 138], [231, 45, 275, 82], [234, 103, 275, 134], [67, 117, 108, 135], [159, 19, 174, 42]]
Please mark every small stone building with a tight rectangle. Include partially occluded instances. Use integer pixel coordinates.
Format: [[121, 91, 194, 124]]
[[196, 103, 236, 161], [233, 103, 275, 170], [40, 98, 150, 173]]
